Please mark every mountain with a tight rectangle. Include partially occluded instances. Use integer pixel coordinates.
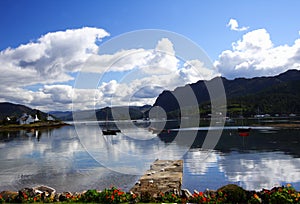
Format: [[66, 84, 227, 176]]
[[153, 69, 300, 118], [48, 111, 73, 121], [0, 102, 49, 122], [51, 105, 152, 121]]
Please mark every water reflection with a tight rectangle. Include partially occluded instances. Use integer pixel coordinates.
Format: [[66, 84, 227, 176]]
[[0, 126, 138, 192], [219, 151, 300, 190], [75, 123, 187, 175], [0, 124, 300, 192], [172, 128, 300, 191]]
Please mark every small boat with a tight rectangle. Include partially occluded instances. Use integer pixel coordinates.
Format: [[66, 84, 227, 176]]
[[102, 129, 121, 135], [238, 127, 251, 137], [238, 104, 251, 136], [102, 108, 121, 135]]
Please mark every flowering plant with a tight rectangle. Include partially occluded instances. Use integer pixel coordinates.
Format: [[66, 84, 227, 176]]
[[157, 192, 182, 203], [248, 184, 300, 204], [2, 184, 300, 203], [79, 187, 138, 203], [188, 190, 228, 204]]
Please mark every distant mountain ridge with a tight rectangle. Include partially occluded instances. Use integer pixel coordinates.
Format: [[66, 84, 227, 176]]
[[153, 69, 300, 117], [2, 70, 299, 121], [50, 105, 152, 121]]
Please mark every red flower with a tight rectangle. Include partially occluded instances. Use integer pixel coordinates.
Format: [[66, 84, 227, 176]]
[[253, 194, 259, 199], [33, 197, 37, 202], [22, 192, 28, 200], [111, 195, 114, 201], [199, 192, 203, 196]]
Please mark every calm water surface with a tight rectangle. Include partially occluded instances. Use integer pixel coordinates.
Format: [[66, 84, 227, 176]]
[[0, 122, 300, 192]]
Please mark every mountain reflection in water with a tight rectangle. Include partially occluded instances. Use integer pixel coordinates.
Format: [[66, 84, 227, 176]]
[[0, 123, 299, 192]]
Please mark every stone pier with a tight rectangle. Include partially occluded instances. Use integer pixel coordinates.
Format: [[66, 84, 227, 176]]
[[130, 160, 183, 197]]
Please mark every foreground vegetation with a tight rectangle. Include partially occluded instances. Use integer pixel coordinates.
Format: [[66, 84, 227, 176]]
[[1, 184, 300, 203]]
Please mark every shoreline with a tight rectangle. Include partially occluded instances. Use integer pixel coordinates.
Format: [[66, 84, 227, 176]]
[[0, 121, 70, 131], [252, 122, 300, 129]]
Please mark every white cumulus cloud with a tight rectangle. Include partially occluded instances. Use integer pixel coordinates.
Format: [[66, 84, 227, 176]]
[[43, 85, 74, 104], [0, 27, 109, 110], [179, 59, 219, 82], [0, 27, 109, 85], [0, 27, 218, 111], [215, 28, 300, 79], [227, 18, 249, 31]]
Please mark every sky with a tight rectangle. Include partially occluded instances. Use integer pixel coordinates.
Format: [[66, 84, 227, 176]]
[[1, 0, 300, 111]]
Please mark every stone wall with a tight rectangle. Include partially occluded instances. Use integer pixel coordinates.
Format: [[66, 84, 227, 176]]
[[130, 159, 183, 198]]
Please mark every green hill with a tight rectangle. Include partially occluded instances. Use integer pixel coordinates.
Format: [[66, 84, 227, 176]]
[[0, 102, 49, 123], [153, 69, 300, 118]]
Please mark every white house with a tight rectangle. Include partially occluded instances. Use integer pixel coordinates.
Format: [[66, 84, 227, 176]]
[[47, 115, 55, 121], [34, 114, 40, 122], [18, 113, 35, 125]]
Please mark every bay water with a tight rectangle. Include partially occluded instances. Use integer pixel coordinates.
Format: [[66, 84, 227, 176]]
[[0, 122, 299, 192]]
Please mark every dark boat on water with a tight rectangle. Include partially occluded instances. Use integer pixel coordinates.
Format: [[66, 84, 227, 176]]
[[102, 129, 121, 135], [101, 109, 121, 135]]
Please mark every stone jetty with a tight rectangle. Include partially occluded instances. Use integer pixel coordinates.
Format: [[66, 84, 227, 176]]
[[130, 159, 183, 198]]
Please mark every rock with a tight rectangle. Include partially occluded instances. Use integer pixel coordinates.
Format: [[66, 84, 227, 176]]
[[140, 191, 154, 203], [165, 188, 180, 196], [204, 189, 217, 197], [34, 185, 56, 196], [181, 189, 192, 199], [19, 187, 35, 197], [59, 192, 73, 201], [54, 193, 61, 202], [217, 184, 247, 203], [0, 191, 18, 202], [17, 186, 56, 202]]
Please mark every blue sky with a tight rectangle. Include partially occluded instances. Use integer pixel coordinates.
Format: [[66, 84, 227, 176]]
[[1, 0, 300, 111], [2, 0, 300, 59]]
